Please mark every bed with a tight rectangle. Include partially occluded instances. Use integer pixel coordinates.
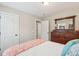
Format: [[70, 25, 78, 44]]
[[2, 39, 65, 56], [17, 41, 64, 56]]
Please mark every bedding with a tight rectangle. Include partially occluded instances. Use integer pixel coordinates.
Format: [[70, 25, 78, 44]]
[[3, 39, 64, 56], [17, 41, 64, 56], [62, 39, 79, 56], [66, 43, 79, 56]]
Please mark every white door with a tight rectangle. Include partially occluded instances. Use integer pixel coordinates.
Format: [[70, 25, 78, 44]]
[[1, 12, 19, 52], [41, 20, 49, 40]]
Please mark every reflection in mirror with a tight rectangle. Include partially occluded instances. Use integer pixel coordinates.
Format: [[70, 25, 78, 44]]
[[55, 15, 76, 31]]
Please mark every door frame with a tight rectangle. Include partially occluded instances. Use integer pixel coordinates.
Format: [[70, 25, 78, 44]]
[[36, 20, 50, 40], [36, 21, 41, 39]]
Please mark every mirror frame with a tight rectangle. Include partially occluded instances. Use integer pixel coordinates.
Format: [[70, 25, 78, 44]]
[[55, 15, 76, 31]]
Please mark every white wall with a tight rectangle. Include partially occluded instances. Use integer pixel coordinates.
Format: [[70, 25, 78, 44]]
[[1, 5, 79, 43], [0, 5, 41, 43], [44, 9, 79, 32]]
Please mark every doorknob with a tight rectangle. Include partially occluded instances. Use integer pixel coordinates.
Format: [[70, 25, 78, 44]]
[[0, 48, 1, 51], [15, 34, 18, 36]]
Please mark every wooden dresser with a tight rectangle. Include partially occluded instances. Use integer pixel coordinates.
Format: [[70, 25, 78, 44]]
[[51, 29, 79, 44]]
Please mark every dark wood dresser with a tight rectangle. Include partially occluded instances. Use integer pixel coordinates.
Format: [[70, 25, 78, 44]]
[[51, 29, 79, 44]]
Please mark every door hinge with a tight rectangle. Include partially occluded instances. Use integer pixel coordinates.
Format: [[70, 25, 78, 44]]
[[0, 32, 1, 35]]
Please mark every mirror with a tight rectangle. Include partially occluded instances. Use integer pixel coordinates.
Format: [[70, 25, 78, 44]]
[[55, 15, 76, 31]]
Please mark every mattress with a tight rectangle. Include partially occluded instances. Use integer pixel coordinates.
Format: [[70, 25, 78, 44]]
[[17, 41, 65, 56]]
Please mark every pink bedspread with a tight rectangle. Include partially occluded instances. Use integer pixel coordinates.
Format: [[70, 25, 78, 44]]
[[2, 39, 45, 56]]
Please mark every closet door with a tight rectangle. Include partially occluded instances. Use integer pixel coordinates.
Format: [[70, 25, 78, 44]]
[[1, 12, 19, 52], [0, 13, 1, 55]]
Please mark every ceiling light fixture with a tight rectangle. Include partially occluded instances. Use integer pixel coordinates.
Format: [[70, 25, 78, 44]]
[[42, 1, 49, 6]]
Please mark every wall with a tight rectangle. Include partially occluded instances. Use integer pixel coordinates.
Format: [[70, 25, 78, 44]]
[[1, 5, 79, 42], [45, 9, 79, 32], [0, 5, 41, 43]]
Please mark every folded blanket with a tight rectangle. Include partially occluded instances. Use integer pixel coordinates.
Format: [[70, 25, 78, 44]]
[[62, 39, 79, 56], [66, 43, 79, 56], [2, 39, 45, 56]]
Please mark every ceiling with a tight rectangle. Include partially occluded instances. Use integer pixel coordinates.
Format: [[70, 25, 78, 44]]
[[0, 2, 79, 18]]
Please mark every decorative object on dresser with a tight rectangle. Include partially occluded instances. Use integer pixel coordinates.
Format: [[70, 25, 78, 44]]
[[51, 15, 79, 44]]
